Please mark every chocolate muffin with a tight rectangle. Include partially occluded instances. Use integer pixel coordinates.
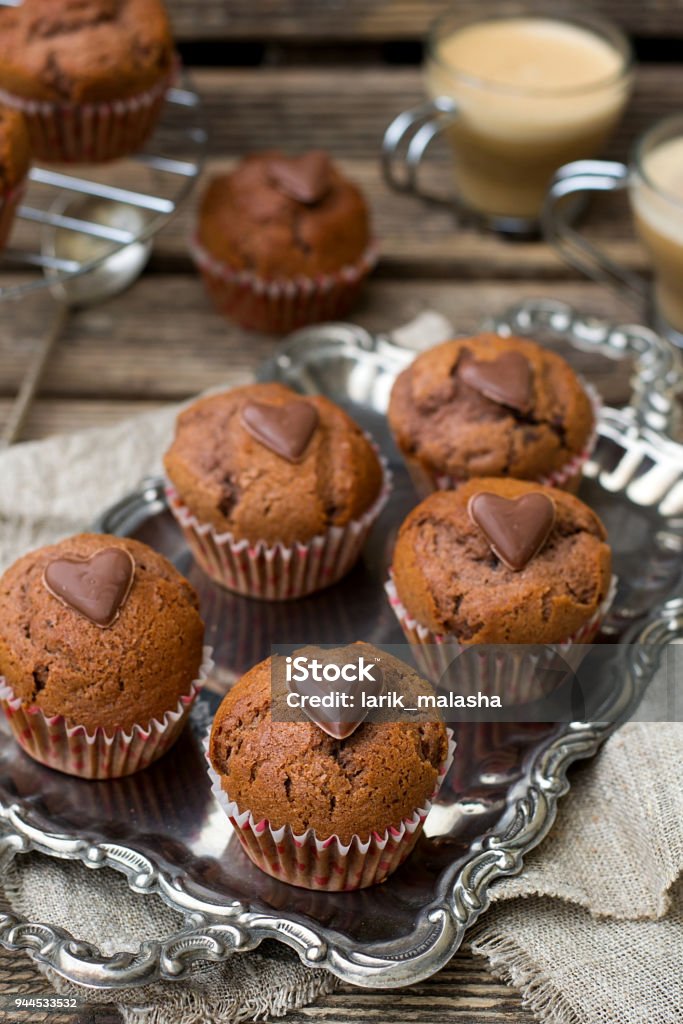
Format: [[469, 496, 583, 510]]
[[208, 643, 451, 889], [0, 107, 29, 192], [0, 0, 176, 163], [0, 107, 30, 249], [0, 534, 208, 777], [192, 150, 376, 333], [390, 478, 612, 645], [164, 383, 388, 599], [388, 334, 596, 495]]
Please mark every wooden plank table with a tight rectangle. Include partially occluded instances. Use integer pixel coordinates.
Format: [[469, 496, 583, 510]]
[[0, 3, 672, 1020]]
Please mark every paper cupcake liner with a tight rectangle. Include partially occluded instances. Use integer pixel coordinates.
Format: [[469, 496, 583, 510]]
[[0, 646, 213, 780], [190, 234, 379, 334], [404, 383, 602, 499], [165, 451, 392, 601], [0, 179, 26, 251], [385, 575, 618, 701], [206, 730, 455, 891], [0, 60, 177, 164]]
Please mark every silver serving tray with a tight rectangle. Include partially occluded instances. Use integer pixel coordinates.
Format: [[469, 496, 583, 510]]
[[1, 299, 682, 991]]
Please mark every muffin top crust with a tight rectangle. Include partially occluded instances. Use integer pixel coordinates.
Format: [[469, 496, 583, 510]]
[[209, 644, 448, 843], [391, 477, 611, 644], [196, 150, 371, 278], [0, 533, 205, 731], [164, 382, 384, 546], [0, 0, 175, 104], [388, 334, 595, 482]]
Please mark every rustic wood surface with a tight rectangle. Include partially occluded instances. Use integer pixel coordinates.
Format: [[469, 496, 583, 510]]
[[0, 2, 676, 1021], [166, 65, 683, 161], [164, 0, 683, 39]]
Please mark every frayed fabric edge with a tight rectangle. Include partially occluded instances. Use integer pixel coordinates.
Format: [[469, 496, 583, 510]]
[[115, 967, 339, 1024], [468, 927, 580, 1024]]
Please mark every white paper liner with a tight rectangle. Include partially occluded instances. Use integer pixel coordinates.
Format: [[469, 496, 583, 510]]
[[0, 646, 213, 780], [206, 729, 455, 891], [0, 58, 178, 163], [385, 575, 618, 697], [406, 382, 602, 498], [166, 448, 392, 600], [190, 234, 379, 334]]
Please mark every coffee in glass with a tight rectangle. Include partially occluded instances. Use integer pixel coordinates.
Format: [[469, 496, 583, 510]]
[[383, 2, 633, 236]]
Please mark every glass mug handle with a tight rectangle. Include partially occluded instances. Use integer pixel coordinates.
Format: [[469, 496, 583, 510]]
[[382, 97, 459, 203], [542, 160, 649, 309]]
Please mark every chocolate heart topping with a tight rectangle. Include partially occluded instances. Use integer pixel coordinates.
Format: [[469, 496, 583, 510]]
[[468, 492, 556, 571], [43, 547, 135, 628], [287, 661, 384, 740], [266, 151, 332, 205], [459, 350, 532, 413], [242, 399, 319, 463]]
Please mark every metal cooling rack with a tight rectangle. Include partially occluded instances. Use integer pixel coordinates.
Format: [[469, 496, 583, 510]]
[[0, 80, 206, 300]]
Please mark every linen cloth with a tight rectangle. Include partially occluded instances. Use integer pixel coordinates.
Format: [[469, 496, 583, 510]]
[[1, 347, 682, 1024]]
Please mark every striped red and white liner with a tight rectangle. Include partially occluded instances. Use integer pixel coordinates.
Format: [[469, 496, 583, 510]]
[[190, 235, 379, 334], [385, 575, 618, 698], [206, 729, 455, 891], [0, 59, 178, 164], [0, 646, 213, 780], [165, 451, 391, 601]]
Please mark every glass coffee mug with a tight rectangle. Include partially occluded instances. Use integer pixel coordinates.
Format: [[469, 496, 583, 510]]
[[382, 1, 633, 236], [543, 115, 683, 349]]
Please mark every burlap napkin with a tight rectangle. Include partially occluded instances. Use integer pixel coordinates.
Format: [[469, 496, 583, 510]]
[[1, 355, 682, 1023]]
